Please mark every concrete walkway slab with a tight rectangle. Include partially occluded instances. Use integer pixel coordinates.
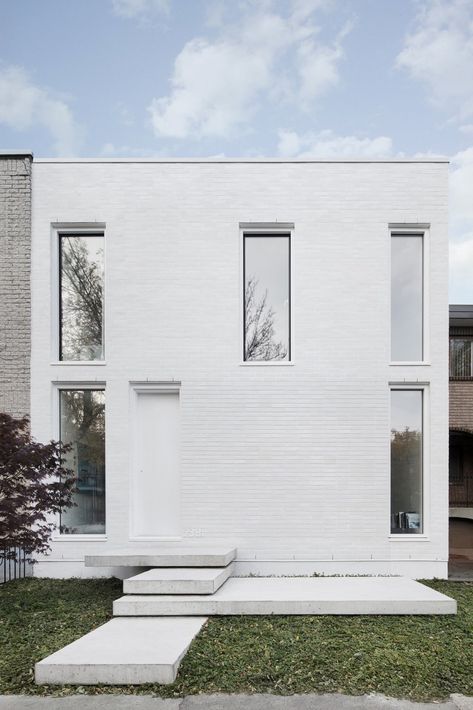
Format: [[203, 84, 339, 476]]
[[1, 695, 471, 709], [35, 617, 207, 686], [85, 545, 236, 568], [123, 564, 234, 595], [113, 576, 457, 616]]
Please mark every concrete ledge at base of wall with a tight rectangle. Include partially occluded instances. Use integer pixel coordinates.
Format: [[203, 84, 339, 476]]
[[0, 694, 472, 709]]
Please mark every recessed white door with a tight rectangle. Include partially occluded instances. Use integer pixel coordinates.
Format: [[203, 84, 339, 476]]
[[132, 390, 180, 538]]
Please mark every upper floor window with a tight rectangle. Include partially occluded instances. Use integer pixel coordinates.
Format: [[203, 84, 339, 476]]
[[450, 338, 473, 378], [243, 233, 290, 362], [391, 233, 423, 362], [59, 233, 104, 361]]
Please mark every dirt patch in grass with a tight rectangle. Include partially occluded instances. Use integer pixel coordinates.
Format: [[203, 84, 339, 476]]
[[1, 577, 472, 701]]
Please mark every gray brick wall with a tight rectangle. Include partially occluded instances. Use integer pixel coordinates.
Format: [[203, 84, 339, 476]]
[[450, 381, 473, 434], [0, 153, 32, 418]]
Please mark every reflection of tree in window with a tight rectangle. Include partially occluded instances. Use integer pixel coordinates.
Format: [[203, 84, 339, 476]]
[[60, 390, 105, 535], [391, 426, 422, 533], [61, 236, 104, 361], [245, 276, 287, 361]]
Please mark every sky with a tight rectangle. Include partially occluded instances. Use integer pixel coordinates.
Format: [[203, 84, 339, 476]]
[[1, 0, 472, 302]]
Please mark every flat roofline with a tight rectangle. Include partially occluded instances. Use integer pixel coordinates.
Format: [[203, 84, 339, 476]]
[[33, 157, 450, 164], [450, 304, 473, 326], [0, 150, 33, 157]]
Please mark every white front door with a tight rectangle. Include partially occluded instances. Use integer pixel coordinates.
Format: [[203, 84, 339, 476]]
[[132, 390, 180, 538]]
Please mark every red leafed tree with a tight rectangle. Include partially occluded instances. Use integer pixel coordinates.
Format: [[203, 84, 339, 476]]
[[0, 413, 76, 563]]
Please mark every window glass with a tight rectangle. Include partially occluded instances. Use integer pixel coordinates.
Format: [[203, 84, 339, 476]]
[[60, 234, 104, 360], [59, 389, 105, 534], [391, 389, 423, 534], [450, 339, 472, 377], [244, 234, 290, 361], [391, 235, 423, 362]]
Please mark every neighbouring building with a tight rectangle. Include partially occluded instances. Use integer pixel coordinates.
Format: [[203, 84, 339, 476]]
[[1, 156, 451, 578], [449, 304, 473, 568], [0, 152, 32, 418]]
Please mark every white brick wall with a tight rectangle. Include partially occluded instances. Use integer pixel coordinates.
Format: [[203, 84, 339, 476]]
[[30, 159, 449, 578]]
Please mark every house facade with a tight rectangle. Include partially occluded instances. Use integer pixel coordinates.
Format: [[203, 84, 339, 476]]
[[2, 154, 450, 578], [449, 305, 473, 567]]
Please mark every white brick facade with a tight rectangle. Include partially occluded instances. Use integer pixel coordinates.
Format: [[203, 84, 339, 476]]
[[30, 159, 449, 578]]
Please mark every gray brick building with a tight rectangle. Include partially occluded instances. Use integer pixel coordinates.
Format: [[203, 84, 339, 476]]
[[0, 151, 32, 418]]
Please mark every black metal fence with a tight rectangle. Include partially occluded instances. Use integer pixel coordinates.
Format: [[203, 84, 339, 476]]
[[0, 548, 32, 584], [450, 473, 473, 508]]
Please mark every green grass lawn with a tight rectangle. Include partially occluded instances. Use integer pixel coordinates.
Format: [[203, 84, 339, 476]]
[[1, 577, 472, 701]]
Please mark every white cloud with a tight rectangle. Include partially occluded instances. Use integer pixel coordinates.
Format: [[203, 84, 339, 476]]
[[449, 146, 473, 303], [277, 129, 393, 158], [111, 0, 170, 19], [297, 20, 352, 107], [0, 65, 82, 156], [149, 2, 351, 139], [450, 239, 473, 303], [396, 0, 473, 121], [450, 147, 473, 234]]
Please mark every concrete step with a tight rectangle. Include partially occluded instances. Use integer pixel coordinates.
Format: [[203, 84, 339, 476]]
[[35, 617, 207, 685], [85, 544, 236, 569], [123, 563, 234, 595], [113, 577, 457, 616]]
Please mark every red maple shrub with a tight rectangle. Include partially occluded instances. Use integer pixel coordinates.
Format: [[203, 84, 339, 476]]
[[0, 413, 76, 563]]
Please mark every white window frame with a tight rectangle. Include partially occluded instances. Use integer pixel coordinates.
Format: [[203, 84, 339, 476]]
[[389, 225, 430, 366], [51, 223, 107, 365], [51, 381, 107, 541], [388, 382, 430, 540], [239, 223, 294, 366]]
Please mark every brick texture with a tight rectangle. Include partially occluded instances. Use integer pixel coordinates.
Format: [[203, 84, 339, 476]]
[[450, 381, 473, 434], [0, 155, 32, 418], [30, 160, 449, 578]]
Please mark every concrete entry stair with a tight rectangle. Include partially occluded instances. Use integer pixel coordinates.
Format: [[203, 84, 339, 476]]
[[114, 576, 457, 616], [35, 617, 207, 685], [85, 544, 236, 569], [123, 563, 235, 595]]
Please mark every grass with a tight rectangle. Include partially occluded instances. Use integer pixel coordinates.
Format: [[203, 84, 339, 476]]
[[1, 577, 472, 701]]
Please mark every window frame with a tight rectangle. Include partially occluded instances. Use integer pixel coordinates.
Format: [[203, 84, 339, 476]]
[[388, 383, 430, 540], [51, 224, 106, 365], [240, 225, 293, 366], [389, 226, 429, 366], [51, 382, 107, 540]]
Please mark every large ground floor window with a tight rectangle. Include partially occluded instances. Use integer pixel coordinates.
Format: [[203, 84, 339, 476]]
[[59, 389, 105, 534], [390, 388, 423, 534]]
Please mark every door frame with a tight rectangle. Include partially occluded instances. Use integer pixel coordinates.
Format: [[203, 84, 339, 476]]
[[129, 381, 182, 542]]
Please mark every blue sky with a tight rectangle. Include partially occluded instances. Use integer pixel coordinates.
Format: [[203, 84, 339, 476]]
[[1, 0, 472, 301]]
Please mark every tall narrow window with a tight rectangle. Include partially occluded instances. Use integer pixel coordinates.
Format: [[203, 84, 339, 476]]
[[391, 234, 423, 362], [243, 234, 290, 361], [59, 389, 105, 535], [60, 233, 104, 360], [390, 389, 423, 534]]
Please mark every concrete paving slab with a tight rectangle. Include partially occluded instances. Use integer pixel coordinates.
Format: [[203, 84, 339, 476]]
[[85, 545, 236, 568], [450, 696, 473, 709], [181, 694, 458, 709], [35, 617, 207, 685], [0, 696, 467, 709], [123, 563, 234, 594], [113, 576, 457, 616], [0, 698, 179, 709]]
